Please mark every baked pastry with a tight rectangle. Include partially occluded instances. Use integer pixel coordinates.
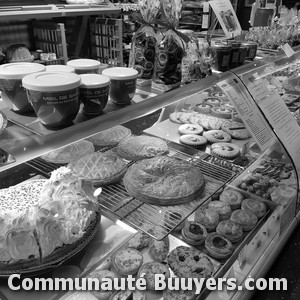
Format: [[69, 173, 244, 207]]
[[210, 142, 240, 159], [148, 236, 169, 262], [164, 210, 185, 232], [208, 201, 231, 220], [87, 125, 131, 147], [205, 233, 233, 260], [6, 44, 34, 63], [88, 269, 116, 300], [169, 112, 183, 124], [123, 156, 206, 205], [178, 124, 204, 135], [241, 198, 267, 219], [221, 123, 252, 140], [188, 113, 202, 125], [163, 287, 196, 300], [179, 134, 207, 148], [41, 140, 94, 164], [211, 92, 228, 100], [112, 248, 143, 275], [219, 189, 244, 210], [181, 221, 207, 246], [203, 130, 231, 143], [117, 135, 168, 161], [212, 107, 233, 119], [179, 112, 197, 124], [216, 220, 243, 243], [167, 246, 214, 279], [109, 289, 146, 300], [198, 115, 223, 130], [137, 262, 170, 290], [194, 208, 219, 232], [194, 103, 212, 114], [203, 97, 221, 107], [126, 231, 150, 250], [68, 151, 127, 186], [230, 209, 258, 231]]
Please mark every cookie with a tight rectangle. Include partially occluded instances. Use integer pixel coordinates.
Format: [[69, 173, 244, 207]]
[[112, 248, 143, 275], [137, 262, 170, 290], [205, 233, 234, 260], [169, 112, 183, 124], [178, 124, 204, 135], [167, 246, 214, 279], [188, 113, 202, 124], [194, 207, 219, 232], [221, 123, 251, 140], [179, 134, 207, 148], [198, 115, 223, 130], [219, 189, 244, 210], [179, 112, 197, 124], [210, 142, 240, 159], [203, 130, 231, 143], [181, 221, 208, 246]]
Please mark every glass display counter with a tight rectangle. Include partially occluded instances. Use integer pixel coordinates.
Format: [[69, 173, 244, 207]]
[[0, 49, 300, 300]]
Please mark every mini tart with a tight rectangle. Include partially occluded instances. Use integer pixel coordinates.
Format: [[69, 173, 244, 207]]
[[219, 189, 244, 210], [208, 201, 232, 220], [205, 233, 234, 260], [241, 198, 267, 219], [194, 208, 219, 232], [137, 262, 171, 290], [203, 130, 231, 143], [216, 220, 243, 243], [164, 210, 185, 232], [112, 248, 143, 275], [203, 97, 221, 107], [194, 103, 213, 114], [211, 92, 228, 100], [179, 134, 208, 148], [221, 123, 252, 140], [178, 123, 204, 135], [181, 221, 208, 246], [212, 107, 233, 119], [230, 209, 258, 231], [210, 142, 240, 159]]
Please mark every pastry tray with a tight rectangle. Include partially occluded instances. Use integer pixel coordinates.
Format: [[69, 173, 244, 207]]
[[26, 139, 236, 241]]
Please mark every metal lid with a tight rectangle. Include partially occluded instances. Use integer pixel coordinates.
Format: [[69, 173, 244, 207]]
[[0, 63, 46, 80]]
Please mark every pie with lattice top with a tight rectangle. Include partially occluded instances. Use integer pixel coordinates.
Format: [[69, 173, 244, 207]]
[[68, 151, 127, 186]]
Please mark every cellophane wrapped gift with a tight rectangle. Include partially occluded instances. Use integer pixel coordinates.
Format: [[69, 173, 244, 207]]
[[129, 0, 161, 86], [152, 0, 186, 92]]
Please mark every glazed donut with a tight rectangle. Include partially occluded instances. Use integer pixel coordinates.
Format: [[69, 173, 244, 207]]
[[241, 198, 267, 219], [181, 221, 208, 246], [230, 209, 258, 231], [219, 189, 244, 210], [216, 219, 243, 243], [194, 208, 219, 232], [205, 233, 234, 260], [208, 201, 232, 220]]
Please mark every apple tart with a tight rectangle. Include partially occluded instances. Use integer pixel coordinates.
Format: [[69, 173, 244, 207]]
[[68, 151, 127, 186], [123, 156, 206, 206]]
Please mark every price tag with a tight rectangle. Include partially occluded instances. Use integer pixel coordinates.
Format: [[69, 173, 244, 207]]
[[282, 43, 295, 58], [238, 245, 247, 269]]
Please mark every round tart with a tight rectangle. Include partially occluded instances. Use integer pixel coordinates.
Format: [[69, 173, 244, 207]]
[[212, 107, 233, 119], [203, 97, 221, 107], [41, 140, 95, 164], [205, 233, 234, 260], [137, 262, 170, 290], [221, 123, 252, 140], [179, 134, 207, 148], [211, 92, 228, 100], [112, 248, 143, 275], [203, 130, 231, 143], [87, 125, 131, 147], [169, 112, 183, 124], [181, 221, 207, 246], [167, 245, 214, 279], [68, 151, 127, 186], [216, 220, 243, 243], [123, 156, 206, 206], [178, 123, 204, 135], [230, 209, 258, 231], [194, 103, 212, 114], [208, 201, 231, 220], [241, 198, 267, 219], [164, 210, 185, 232], [219, 189, 244, 210], [117, 135, 168, 161], [194, 208, 219, 232], [210, 142, 240, 159]]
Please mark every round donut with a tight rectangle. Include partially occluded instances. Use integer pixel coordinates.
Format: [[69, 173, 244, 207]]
[[205, 233, 234, 260], [208, 201, 232, 220], [216, 219, 243, 243], [194, 208, 219, 232], [203, 130, 231, 143], [241, 198, 267, 219], [210, 142, 240, 159], [230, 209, 258, 231], [123, 156, 206, 206], [219, 189, 244, 210], [178, 124, 204, 135], [181, 221, 208, 246]]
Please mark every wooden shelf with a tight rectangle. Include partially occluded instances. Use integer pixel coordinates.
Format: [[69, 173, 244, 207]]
[[0, 3, 120, 21]]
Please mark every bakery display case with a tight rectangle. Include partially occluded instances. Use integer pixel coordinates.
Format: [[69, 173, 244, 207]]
[[0, 48, 300, 300]]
